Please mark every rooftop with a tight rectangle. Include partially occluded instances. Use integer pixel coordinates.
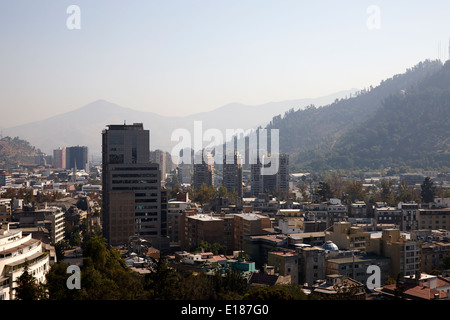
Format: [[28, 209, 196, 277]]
[[188, 214, 223, 222]]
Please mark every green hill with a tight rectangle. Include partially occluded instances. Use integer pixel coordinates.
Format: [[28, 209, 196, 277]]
[[264, 60, 450, 171]]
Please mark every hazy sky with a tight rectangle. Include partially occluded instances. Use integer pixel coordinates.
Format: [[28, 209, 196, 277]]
[[1, 0, 450, 128]]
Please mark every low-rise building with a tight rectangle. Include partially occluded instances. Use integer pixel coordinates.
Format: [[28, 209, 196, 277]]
[[374, 205, 403, 230], [267, 250, 298, 284], [326, 252, 391, 285], [311, 274, 366, 300], [297, 245, 326, 287], [418, 207, 450, 230], [378, 273, 449, 300], [325, 222, 371, 252]]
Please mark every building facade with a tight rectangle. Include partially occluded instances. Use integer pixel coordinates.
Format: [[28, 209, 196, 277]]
[[193, 151, 214, 190], [102, 123, 167, 248], [0, 223, 50, 300], [222, 152, 243, 198], [370, 229, 420, 278], [66, 146, 89, 172], [325, 222, 371, 252], [53, 147, 66, 169]]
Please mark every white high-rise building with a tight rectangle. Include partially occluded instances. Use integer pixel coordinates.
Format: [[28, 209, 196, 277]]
[[0, 223, 50, 300]]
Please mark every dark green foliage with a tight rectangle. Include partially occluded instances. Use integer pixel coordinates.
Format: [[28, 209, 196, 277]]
[[317, 181, 333, 202], [15, 264, 46, 300], [265, 60, 449, 171], [45, 261, 76, 300], [195, 240, 227, 255], [421, 177, 436, 203], [244, 284, 309, 300]]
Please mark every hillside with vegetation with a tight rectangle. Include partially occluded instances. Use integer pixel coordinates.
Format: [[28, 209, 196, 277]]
[[0, 136, 43, 169], [264, 60, 449, 171]]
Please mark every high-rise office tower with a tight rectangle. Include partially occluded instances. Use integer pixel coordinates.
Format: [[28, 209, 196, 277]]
[[102, 123, 167, 248], [66, 146, 89, 173], [193, 151, 214, 190], [223, 152, 243, 198]]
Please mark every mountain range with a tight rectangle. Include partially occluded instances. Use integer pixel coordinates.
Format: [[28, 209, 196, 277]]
[[3, 59, 449, 172], [1, 90, 356, 158]]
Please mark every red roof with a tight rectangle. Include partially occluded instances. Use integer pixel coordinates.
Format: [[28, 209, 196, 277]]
[[381, 284, 448, 300]]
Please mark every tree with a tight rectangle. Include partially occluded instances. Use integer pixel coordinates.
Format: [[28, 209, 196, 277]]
[[317, 182, 333, 202], [421, 177, 436, 203], [373, 179, 396, 206], [15, 264, 45, 300], [394, 273, 407, 300], [345, 180, 367, 203], [396, 179, 420, 203], [45, 261, 76, 300], [443, 253, 450, 270], [244, 284, 308, 300]]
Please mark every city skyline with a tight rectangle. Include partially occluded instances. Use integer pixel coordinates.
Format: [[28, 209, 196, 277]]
[[2, 1, 450, 128]]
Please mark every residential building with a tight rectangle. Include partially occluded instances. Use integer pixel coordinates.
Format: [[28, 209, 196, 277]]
[[267, 250, 298, 284], [297, 245, 326, 287], [326, 252, 391, 285], [248, 271, 291, 287], [418, 207, 450, 230], [43, 207, 65, 244], [222, 152, 243, 198], [327, 198, 348, 227], [0, 223, 50, 300], [150, 149, 167, 183], [0, 170, 11, 187], [0, 199, 11, 223], [374, 204, 403, 230], [277, 153, 290, 196], [289, 232, 326, 247], [250, 161, 263, 196], [350, 201, 368, 218], [167, 199, 190, 247], [53, 147, 66, 169], [369, 229, 420, 277], [378, 273, 449, 300], [325, 221, 371, 252], [13, 205, 65, 244], [193, 151, 214, 190], [177, 163, 192, 185], [243, 234, 288, 269], [420, 241, 450, 273], [311, 274, 366, 299], [250, 153, 289, 197], [231, 212, 271, 252], [181, 213, 224, 251], [102, 123, 167, 249], [398, 201, 419, 231]]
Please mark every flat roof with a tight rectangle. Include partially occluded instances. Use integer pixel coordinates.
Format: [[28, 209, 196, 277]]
[[188, 214, 223, 222]]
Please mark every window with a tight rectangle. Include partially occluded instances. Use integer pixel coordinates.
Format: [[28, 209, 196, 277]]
[[109, 154, 124, 164]]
